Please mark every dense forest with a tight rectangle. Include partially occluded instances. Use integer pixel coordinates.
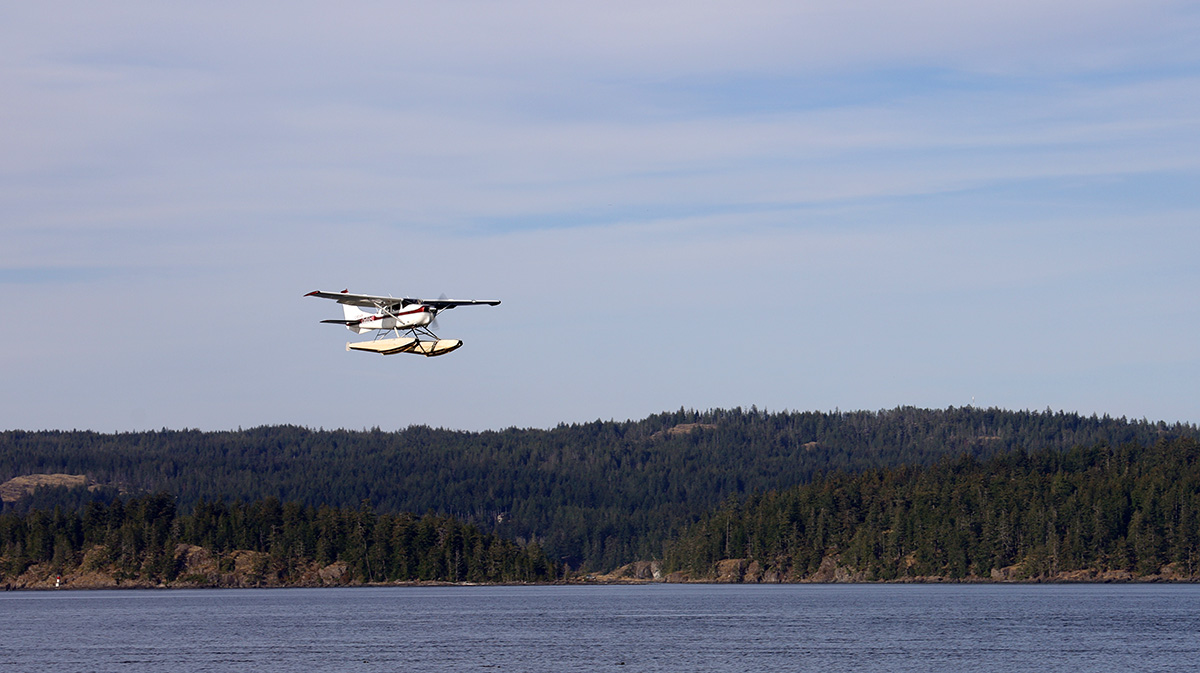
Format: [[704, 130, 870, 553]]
[[2, 407, 1195, 571], [664, 437, 1200, 582], [0, 494, 557, 587]]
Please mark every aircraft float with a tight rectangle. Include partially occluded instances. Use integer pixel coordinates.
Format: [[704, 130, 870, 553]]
[[305, 289, 500, 356]]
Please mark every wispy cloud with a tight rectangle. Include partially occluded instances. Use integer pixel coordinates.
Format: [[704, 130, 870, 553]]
[[1, 1, 1197, 431]]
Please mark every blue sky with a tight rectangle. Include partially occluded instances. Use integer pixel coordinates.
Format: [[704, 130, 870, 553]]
[[2, 1, 1198, 431]]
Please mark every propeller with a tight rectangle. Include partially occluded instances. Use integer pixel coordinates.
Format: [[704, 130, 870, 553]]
[[428, 293, 448, 332]]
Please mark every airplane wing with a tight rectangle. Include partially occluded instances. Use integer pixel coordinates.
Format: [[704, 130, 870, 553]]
[[304, 290, 410, 310], [419, 298, 502, 310], [304, 290, 500, 311]]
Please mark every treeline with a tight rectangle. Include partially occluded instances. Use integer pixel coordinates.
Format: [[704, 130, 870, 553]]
[[664, 437, 1200, 581], [2, 407, 1194, 570], [0, 494, 557, 586]]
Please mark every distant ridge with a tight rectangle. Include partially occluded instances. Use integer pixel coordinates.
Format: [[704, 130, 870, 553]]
[[2, 407, 1196, 571]]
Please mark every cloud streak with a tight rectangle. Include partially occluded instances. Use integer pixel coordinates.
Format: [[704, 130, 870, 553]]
[[1, 1, 1198, 431]]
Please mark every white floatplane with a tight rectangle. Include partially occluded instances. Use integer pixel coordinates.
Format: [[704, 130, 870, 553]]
[[305, 289, 500, 356]]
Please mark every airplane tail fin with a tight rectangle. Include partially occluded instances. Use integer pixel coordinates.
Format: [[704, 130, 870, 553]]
[[343, 304, 370, 320], [342, 304, 373, 333]]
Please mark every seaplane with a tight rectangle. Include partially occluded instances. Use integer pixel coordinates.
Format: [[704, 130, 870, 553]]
[[305, 289, 500, 356]]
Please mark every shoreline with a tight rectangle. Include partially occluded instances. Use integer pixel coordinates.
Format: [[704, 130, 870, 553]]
[[7, 574, 1198, 592], [7, 549, 1196, 591]]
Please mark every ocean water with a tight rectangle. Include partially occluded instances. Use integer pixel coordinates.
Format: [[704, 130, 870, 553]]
[[2, 584, 1199, 672]]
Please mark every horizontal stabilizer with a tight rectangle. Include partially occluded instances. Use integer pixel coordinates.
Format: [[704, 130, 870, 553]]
[[321, 319, 359, 325]]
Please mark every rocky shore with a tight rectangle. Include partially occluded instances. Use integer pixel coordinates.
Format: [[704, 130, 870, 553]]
[[589, 556, 1200, 584], [8, 548, 1198, 591], [3, 543, 365, 590]]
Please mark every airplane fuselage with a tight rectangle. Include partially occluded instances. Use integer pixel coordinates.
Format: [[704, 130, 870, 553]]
[[356, 305, 434, 331]]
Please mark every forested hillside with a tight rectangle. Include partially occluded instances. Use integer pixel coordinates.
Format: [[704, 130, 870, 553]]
[[2, 407, 1194, 570], [0, 494, 557, 588], [664, 437, 1200, 582]]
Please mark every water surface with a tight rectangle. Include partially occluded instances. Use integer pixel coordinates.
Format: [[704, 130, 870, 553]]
[[3, 584, 1198, 672]]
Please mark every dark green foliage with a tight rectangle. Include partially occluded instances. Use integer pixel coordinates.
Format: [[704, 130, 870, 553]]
[[0, 495, 557, 585], [2, 407, 1194, 570], [663, 437, 1200, 580]]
